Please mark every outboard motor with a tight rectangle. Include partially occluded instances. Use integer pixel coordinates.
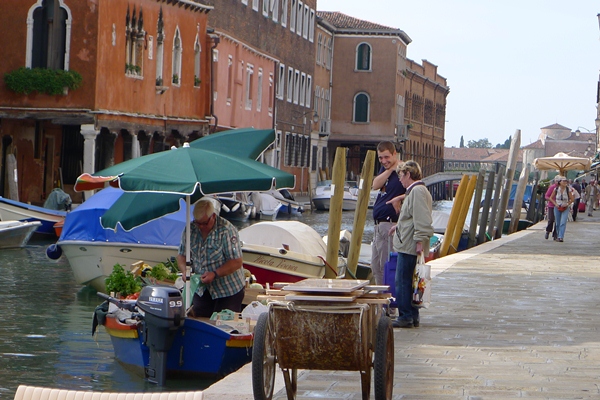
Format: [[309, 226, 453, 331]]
[[136, 285, 185, 385]]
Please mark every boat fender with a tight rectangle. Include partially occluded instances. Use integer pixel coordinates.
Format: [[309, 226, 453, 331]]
[[231, 203, 241, 212], [250, 206, 257, 219], [221, 204, 231, 213], [45, 243, 62, 260]]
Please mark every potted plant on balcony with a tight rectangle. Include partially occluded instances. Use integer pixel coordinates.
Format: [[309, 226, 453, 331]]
[[4, 67, 82, 96]]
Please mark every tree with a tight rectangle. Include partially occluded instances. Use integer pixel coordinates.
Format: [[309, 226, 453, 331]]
[[460, 136, 464, 148], [467, 138, 492, 148], [495, 136, 511, 149]]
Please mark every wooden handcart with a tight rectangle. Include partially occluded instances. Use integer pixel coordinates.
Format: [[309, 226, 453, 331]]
[[252, 279, 394, 400]]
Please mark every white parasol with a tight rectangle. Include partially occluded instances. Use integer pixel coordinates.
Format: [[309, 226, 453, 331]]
[[533, 152, 591, 176]]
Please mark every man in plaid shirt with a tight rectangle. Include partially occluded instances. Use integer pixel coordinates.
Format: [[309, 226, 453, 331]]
[[177, 199, 245, 317]]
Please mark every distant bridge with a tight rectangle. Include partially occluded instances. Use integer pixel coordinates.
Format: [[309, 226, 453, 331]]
[[422, 172, 478, 200], [422, 171, 477, 186]]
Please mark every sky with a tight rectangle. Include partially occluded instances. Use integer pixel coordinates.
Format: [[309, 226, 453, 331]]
[[318, 0, 600, 148]]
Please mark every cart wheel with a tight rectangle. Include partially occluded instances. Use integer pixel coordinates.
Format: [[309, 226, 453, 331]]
[[374, 316, 394, 400], [252, 312, 276, 400]]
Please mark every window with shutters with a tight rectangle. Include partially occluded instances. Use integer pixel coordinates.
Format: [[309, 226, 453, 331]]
[[28, 0, 71, 70], [356, 43, 371, 71], [353, 92, 370, 123]]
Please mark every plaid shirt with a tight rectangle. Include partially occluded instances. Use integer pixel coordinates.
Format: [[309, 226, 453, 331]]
[[178, 216, 244, 299]]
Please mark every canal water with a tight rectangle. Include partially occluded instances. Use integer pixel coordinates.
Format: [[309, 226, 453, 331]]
[[0, 209, 369, 398]]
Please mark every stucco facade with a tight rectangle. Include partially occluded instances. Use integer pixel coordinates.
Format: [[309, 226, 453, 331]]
[[0, 0, 211, 204]]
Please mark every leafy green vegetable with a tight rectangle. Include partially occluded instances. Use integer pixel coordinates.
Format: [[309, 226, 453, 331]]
[[147, 258, 179, 281], [105, 264, 141, 296], [149, 263, 177, 281]]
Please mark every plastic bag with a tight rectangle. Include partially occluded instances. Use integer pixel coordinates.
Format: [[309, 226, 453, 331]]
[[241, 301, 268, 321], [412, 253, 431, 308]]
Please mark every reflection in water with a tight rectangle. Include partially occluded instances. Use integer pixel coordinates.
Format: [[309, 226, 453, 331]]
[[0, 210, 370, 398]]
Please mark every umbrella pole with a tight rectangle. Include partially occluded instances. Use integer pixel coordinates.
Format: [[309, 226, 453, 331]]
[[185, 195, 192, 310]]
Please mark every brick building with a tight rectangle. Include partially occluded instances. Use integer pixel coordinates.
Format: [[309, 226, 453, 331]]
[[203, 0, 318, 194], [316, 11, 449, 180]]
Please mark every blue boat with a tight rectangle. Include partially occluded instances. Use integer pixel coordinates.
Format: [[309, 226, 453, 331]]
[[0, 196, 67, 235], [47, 187, 188, 291], [94, 287, 253, 385]]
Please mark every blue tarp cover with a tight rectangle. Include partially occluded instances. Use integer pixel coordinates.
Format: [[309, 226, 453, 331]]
[[508, 184, 533, 209], [59, 187, 188, 246]]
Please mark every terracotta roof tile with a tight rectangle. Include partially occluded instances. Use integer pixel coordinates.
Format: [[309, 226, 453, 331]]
[[317, 11, 399, 31], [541, 123, 570, 130], [480, 150, 522, 163], [523, 139, 544, 149], [444, 147, 495, 161]]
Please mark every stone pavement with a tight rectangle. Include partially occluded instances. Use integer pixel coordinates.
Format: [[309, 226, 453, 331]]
[[204, 212, 600, 399]]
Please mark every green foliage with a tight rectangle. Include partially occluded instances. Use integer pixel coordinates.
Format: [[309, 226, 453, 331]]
[[105, 264, 141, 296], [125, 63, 141, 74], [460, 136, 464, 148], [495, 136, 512, 149], [467, 138, 492, 148], [4, 67, 82, 95], [148, 260, 178, 281], [537, 179, 551, 194], [194, 75, 201, 86]]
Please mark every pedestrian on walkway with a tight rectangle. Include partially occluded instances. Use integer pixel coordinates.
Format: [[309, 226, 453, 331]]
[[389, 160, 433, 328], [544, 176, 559, 240], [370, 141, 405, 285], [584, 180, 599, 217], [549, 176, 573, 242], [571, 179, 582, 221]]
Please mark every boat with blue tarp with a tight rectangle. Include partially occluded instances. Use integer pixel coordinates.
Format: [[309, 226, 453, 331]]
[[47, 187, 187, 291]]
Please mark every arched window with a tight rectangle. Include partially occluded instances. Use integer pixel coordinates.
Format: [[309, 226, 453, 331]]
[[125, 5, 145, 77], [194, 35, 201, 87], [155, 8, 165, 85], [172, 27, 182, 85], [356, 43, 371, 71], [353, 92, 370, 123], [27, 0, 72, 70]]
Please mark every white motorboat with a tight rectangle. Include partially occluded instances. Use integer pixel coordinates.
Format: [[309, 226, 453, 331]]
[[61, 242, 178, 292], [239, 221, 328, 284], [264, 189, 304, 216], [47, 187, 185, 292], [215, 192, 253, 222], [0, 220, 42, 249], [312, 180, 359, 211], [0, 196, 67, 236], [250, 192, 283, 220]]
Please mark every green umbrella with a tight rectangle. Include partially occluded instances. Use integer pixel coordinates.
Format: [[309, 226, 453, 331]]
[[75, 144, 294, 229], [190, 127, 275, 160], [74, 133, 294, 307]]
